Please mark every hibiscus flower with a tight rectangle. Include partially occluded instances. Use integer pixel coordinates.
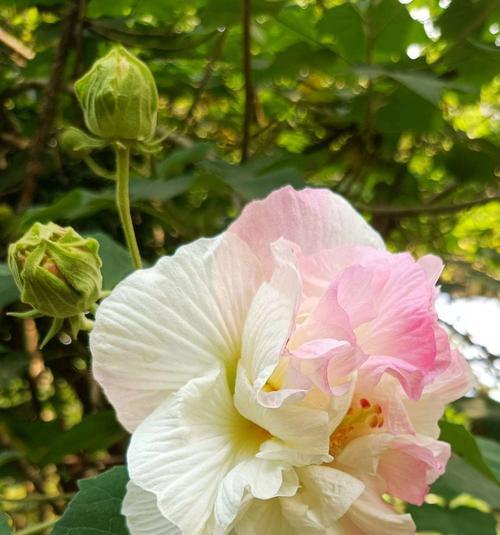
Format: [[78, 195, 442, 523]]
[[90, 186, 472, 535]]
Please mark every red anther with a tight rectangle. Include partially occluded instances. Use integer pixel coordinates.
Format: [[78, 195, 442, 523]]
[[360, 398, 371, 409]]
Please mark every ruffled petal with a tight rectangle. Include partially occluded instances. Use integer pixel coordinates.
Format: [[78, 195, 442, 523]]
[[240, 239, 304, 407], [128, 368, 262, 535], [214, 458, 299, 535], [235, 365, 331, 466], [340, 481, 416, 535], [122, 482, 180, 535], [404, 349, 474, 438], [230, 186, 384, 275], [234, 499, 298, 535], [281, 466, 364, 530], [378, 435, 450, 505], [91, 233, 263, 431]]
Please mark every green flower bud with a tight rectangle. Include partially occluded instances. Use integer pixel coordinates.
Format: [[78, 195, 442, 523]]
[[75, 46, 159, 142], [8, 223, 102, 319]]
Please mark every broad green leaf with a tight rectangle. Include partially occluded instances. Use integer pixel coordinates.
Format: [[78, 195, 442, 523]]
[[89, 20, 217, 53], [316, 4, 366, 63], [0, 450, 21, 469], [21, 176, 194, 228], [376, 86, 442, 133], [437, 0, 495, 42], [477, 436, 500, 481], [432, 455, 500, 507], [389, 72, 446, 105], [203, 157, 306, 200], [87, 0, 135, 18], [0, 514, 11, 535], [155, 143, 212, 178], [129, 175, 195, 202], [51, 466, 129, 535], [370, 0, 428, 59], [38, 411, 127, 466], [0, 263, 18, 309], [0, 351, 29, 389], [91, 232, 135, 290], [408, 503, 496, 535], [21, 190, 115, 228], [439, 420, 498, 482]]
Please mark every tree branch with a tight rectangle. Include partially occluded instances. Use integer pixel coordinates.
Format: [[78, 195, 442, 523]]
[[241, 0, 254, 163], [355, 194, 499, 217], [17, 0, 85, 211], [185, 29, 227, 127]]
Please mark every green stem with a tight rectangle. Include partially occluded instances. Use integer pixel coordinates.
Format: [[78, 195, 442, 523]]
[[115, 145, 142, 269], [16, 519, 58, 535]]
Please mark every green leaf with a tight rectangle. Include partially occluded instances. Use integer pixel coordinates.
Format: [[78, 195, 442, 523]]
[[51, 466, 129, 535], [202, 157, 306, 200], [0, 450, 21, 469], [155, 143, 212, 179], [89, 20, 217, 53], [38, 411, 127, 466], [432, 455, 500, 507], [389, 72, 446, 105], [316, 4, 366, 63], [0, 514, 12, 535], [437, 0, 495, 42], [129, 175, 195, 202], [91, 232, 135, 290], [21, 176, 193, 228], [0, 351, 29, 389], [87, 0, 134, 18], [477, 436, 500, 481], [0, 263, 18, 309], [21, 190, 115, 228], [376, 86, 442, 133], [408, 503, 496, 535], [439, 420, 498, 482], [370, 0, 428, 60]]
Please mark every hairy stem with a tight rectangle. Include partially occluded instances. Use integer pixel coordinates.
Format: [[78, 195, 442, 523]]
[[115, 145, 142, 269]]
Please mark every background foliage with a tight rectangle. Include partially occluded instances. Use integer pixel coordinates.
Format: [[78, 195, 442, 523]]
[[0, 0, 499, 533]]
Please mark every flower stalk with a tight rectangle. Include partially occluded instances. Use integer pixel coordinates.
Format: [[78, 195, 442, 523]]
[[115, 144, 142, 269]]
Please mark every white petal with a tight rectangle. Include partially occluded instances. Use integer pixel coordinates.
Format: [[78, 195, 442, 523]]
[[122, 481, 180, 535], [214, 458, 299, 535], [280, 466, 364, 532], [240, 239, 302, 407], [91, 233, 263, 431], [128, 368, 261, 535], [234, 499, 298, 535], [235, 365, 331, 466], [335, 434, 393, 476], [340, 484, 415, 535]]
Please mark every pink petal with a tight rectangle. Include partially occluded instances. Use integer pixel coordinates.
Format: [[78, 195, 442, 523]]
[[229, 186, 384, 275], [378, 436, 450, 505]]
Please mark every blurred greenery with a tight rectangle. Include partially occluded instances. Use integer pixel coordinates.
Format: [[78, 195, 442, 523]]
[[0, 0, 499, 533]]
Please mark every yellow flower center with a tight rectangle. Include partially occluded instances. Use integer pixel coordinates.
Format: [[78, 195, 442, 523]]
[[329, 398, 384, 457]]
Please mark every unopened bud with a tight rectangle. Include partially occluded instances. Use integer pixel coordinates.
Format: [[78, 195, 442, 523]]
[[8, 222, 102, 318], [75, 46, 159, 142]]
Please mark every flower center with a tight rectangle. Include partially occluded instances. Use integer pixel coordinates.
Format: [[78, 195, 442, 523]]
[[329, 398, 384, 457]]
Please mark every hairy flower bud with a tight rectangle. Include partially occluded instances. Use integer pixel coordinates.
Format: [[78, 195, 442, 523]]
[[8, 223, 102, 319], [75, 46, 159, 142]]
